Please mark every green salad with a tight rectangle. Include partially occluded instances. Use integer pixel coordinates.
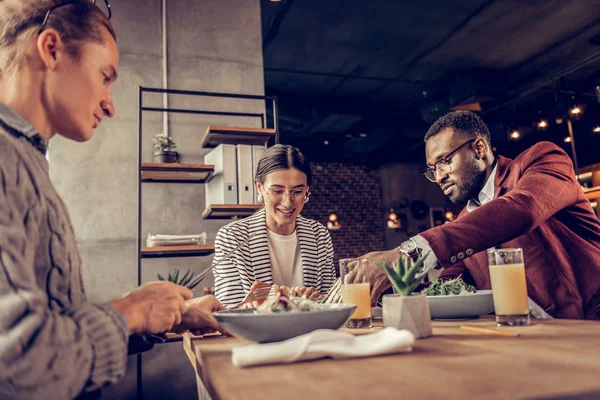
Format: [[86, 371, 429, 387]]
[[421, 276, 477, 296]]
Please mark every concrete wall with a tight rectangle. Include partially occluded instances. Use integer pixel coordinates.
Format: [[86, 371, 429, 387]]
[[48, 1, 265, 398]]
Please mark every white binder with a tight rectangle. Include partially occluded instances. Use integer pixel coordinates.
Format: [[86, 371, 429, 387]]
[[205, 144, 237, 205], [252, 145, 266, 204], [236, 145, 254, 204]]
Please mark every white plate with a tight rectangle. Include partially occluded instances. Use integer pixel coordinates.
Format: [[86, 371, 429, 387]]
[[214, 304, 357, 343], [426, 290, 494, 319]]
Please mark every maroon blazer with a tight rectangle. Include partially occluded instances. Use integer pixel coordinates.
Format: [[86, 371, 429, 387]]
[[420, 142, 600, 320]]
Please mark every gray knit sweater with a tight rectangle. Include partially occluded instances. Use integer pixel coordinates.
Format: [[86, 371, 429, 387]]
[[0, 103, 128, 399]]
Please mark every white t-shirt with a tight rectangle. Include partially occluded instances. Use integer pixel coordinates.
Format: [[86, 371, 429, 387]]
[[266, 229, 304, 287]]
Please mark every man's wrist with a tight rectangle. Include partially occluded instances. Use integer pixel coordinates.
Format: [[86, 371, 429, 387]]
[[398, 238, 422, 261], [108, 297, 140, 335]]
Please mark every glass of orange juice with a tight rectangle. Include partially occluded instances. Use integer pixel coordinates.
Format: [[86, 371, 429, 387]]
[[487, 248, 530, 326], [340, 258, 372, 328]]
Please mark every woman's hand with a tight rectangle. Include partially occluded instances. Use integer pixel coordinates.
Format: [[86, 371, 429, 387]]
[[294, 286, 322, 300], [249, 281, 272, 307]]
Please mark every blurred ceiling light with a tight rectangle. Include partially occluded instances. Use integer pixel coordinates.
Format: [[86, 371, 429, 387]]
[[594, 126, 600, 133], [537, 119, 548, 129], [510, 130, 520, 139], [555, 117, 564, 124], [324, 140, 330, 145], [570, 106, 582, 115], [359, 132, 368, 138], [444, 211, 454, 221], [564, 136, 572, 143]]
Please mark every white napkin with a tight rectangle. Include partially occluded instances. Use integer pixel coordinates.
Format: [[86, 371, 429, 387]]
[[146, 233, 207, 247], [231, 327, 415, 368]]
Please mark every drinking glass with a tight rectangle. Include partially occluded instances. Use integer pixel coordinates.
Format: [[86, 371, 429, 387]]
[[487, 248, 530, 326], [339, 258, 372, 328]]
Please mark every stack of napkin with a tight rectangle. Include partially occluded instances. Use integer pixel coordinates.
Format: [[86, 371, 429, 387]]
[[232, 327, 415, 368]]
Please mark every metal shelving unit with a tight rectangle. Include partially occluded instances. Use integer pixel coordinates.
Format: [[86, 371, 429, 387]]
[[136, 86, 278, 399]]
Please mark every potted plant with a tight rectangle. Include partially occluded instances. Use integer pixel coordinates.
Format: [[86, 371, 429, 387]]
[[157, 268, 203, 290], [153, 133, 178, 163], [374, 256, 434, 338]]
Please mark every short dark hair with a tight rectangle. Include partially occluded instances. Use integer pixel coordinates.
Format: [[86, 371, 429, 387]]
[[255, 144, 312, 186], [424, 111, 491, 145]]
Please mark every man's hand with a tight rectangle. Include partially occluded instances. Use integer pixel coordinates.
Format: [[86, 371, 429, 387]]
[[172, 295, 227, 335], [109, 281, 192, 335], [346, 249, 403, 306]]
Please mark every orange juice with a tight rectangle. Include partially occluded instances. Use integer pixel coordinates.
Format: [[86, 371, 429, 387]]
[[489, 263, 529, 315], [341, 283, 371, 319]]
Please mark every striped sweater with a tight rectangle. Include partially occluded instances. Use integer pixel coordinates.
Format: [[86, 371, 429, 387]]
[[0, 103, 128, 400], [214, 209, 336, 306]]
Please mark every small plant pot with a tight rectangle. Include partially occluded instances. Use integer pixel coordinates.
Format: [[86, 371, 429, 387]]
[[154, 151, 178, 163], [382, 294, 432, 339]]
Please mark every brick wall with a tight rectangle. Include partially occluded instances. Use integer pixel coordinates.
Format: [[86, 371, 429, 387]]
[[300, 162, 386, 271]]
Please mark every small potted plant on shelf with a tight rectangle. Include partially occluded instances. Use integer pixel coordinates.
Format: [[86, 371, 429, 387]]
[[157, 269, 203, 290], [153, 133, 178, 163], [374, 255, 434, 338]]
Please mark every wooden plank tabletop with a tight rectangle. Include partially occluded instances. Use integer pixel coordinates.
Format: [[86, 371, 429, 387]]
[[183, 317, 600, 400]]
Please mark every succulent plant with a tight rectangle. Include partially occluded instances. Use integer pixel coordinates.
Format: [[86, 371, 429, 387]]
[[157, 268, 202, 290], [373, 255, 433, 296], [152, 133, 177, 152]]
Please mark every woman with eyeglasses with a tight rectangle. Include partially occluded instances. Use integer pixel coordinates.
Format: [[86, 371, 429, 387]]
[[213, 144, 336, 307], [0, 2, 225, 399]]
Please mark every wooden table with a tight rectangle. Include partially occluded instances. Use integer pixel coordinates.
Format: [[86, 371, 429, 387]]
[[183, 317, 600, 400]]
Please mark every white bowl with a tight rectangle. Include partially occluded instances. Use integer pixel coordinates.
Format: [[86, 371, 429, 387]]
[[426, 290, 494, 319], [214, 304, 357, 343]]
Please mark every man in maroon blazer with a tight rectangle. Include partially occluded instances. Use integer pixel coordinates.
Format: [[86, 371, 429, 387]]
[[362, 111, 600, 320]]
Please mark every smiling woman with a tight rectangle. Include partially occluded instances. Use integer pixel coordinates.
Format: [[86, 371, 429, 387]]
[[213, 144, 336, 307]]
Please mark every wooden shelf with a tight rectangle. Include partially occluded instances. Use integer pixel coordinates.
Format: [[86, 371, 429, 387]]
[[141, 163, 214, 183], [140, 244, 215, 258], [202, 204, 261, 219], [200, 126, 276, 148], [576, 163, 600, 175], [583, 186, 600, 201]]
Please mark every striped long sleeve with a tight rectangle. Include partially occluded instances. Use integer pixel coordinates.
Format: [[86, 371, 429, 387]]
[[213, 225, 251, 306], [213, 209, 336, 307]]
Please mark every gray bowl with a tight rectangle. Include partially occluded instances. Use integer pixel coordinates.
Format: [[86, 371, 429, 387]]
[[214, 304, 357, 343], [426, 290, 495, 319]]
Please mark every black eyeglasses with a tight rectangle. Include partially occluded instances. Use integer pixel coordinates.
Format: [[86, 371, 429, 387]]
[[39, 0, 111, 33], [423, 139, 476, 182]]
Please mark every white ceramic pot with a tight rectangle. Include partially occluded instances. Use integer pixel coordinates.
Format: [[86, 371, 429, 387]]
[[382, 294, 432, 339]]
